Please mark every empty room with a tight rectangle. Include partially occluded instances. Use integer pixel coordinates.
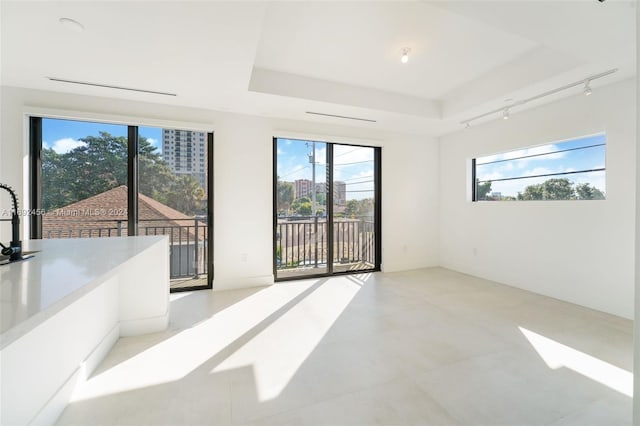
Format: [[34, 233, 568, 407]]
[[1, 1, 638, 425]]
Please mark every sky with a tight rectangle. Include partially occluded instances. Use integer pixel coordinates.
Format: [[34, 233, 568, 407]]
[[276, 138, 375, 201], [42, 118, 163, 154], [475, 133, 606, 197]]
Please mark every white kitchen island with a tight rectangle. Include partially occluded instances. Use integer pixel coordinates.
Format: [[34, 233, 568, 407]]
[[0, 236, 170, 425]]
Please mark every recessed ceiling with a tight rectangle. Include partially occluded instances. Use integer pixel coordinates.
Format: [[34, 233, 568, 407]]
[[1, 1, 635, 136]]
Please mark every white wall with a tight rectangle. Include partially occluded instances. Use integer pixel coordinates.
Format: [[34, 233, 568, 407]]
[[0, 86, 439, 289], [439, 78, 636, 319]]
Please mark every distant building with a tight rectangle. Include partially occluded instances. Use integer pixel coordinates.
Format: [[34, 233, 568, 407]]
[[162, 129, 207, 191], [333, 181, 346, 206], [294, 179, 313, 199], [490, 192, 502, 199], [295, 179, 346, 206]]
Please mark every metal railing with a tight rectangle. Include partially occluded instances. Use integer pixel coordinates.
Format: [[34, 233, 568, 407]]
[[42, 218, 208, 279], [275, 216, 375, 270]]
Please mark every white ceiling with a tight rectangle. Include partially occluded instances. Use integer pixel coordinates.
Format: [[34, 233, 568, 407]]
[[1, 1, 636, 136]]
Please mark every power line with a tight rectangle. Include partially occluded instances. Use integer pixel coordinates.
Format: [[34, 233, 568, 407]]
[[477, 167, 605, 184], [278, 165, 310, 179], [335, 147, 362, 158], [476, 143, 605, 166], [334, 160, 373, 166]]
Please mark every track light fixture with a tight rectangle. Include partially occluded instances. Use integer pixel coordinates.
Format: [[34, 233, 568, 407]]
[[460, 68, 617, 128], [401, 47, 411, 64]]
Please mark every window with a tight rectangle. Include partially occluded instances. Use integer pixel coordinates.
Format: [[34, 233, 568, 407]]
[[30, 117, 214, 292], [472, 133, 606, 201]]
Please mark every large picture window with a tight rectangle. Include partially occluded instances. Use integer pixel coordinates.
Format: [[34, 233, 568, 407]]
[[30, 116, 213, 292], [472, 133, 606, 201]]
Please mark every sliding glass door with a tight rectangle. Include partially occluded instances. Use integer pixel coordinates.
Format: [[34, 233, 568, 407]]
[[273, 138, 380, 280]]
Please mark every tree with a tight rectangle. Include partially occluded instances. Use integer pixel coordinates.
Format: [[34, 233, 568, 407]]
[[575, 183, 605, 200], [163, 175, 206, 215], [41, 132, 205, 215], [519, 183, 544, 200], [542, 178, 575, 200], [476, 180, 492, 200], [42, 132, 128, 210], [291, 197, 312, 215], [345, 199, 359, 218], [519, 178, 585, 201], [277, 179, 294, 213]]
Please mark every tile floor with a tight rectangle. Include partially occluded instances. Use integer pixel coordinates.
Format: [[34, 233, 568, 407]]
[[57, 268, 633, 425]]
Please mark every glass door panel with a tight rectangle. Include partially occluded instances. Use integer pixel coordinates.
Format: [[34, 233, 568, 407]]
[[332, 145, 376, 273], [41, 118, 129, 239], [139, 127, 210, 290], [275, 138, 328, 279]]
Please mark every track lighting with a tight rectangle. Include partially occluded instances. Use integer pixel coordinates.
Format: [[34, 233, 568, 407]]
[[459, 68, 617, 128], [401, 47, 411, 64]]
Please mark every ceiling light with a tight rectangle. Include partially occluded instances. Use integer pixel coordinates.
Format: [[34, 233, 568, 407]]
[[583, 80, 593, 96], [400, 48, 411, 64], [503, 108, 510, 120], [59, 17, 84, 32]]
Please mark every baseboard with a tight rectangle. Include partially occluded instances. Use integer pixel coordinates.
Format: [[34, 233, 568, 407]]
[[119, 311, 169, 337]]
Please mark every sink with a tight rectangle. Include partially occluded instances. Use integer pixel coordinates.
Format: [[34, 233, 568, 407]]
[[0, 250, 39, 265]]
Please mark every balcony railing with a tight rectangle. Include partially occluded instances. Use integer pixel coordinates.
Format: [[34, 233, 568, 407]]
[[275, 216, 375, 271], [42, 218, 208, 280]]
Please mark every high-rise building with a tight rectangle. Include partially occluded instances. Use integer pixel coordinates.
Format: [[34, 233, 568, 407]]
[[162, 129, 207, 191]]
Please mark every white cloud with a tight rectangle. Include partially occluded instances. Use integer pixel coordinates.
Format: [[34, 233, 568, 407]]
[[478, 144, 566, 166], [48, 138, 86, 154], [147, 137, 159, 147]]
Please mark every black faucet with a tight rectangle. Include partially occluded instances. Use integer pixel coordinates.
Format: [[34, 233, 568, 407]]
[[0, 183, 23, 261]]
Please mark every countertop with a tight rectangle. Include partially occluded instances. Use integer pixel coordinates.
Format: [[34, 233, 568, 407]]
[[0, 236, 167, 348]]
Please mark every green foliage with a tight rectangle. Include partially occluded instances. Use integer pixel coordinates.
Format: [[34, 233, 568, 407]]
[[42, 132, 205, 215], [575, 182, 605, 200], [345, 198, 374, 218], [291, 197, 312, 215], [43, 132, 128, 210], [518, 183, 544, 200], [277, 180, 295, 212], [345, 200, 359, 217], [516, 178, 605, 201], [541, 178, 574, 200], [476, 180, 492, 200]]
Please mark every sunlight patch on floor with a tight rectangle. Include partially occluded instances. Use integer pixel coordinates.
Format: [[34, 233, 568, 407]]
[[519, 327, 632, 397], [70, 281, 320, 402], [212, 276, 363, 401]]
